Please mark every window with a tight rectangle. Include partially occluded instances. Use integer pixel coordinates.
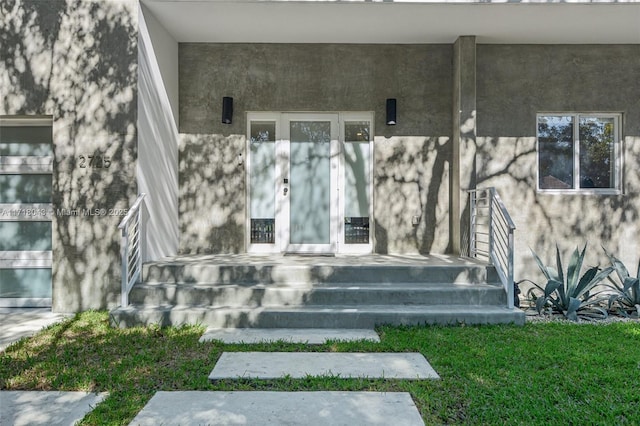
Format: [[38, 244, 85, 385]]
[[537, 114, 621, 193], [0, 117, 53, 307]]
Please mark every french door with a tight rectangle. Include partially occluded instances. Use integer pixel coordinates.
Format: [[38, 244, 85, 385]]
[[247, 112, 373, 254], [281, 114, 339, 253]]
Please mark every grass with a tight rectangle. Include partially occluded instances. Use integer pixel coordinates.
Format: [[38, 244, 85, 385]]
[[1, 311, 639, 425]]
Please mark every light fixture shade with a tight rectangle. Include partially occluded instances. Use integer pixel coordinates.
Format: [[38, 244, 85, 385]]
[[222, 96, 233, 124], [386, 98, 397, 125]]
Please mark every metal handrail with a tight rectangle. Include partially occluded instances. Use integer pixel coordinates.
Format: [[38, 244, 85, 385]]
[[118, 193, 146, 306], [469, 187, 516, 309]]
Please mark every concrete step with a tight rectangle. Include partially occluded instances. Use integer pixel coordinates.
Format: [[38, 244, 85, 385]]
[[130, 391, 424, 426], [143, 262, 499, 286], [110, 304, 525, 328], [129, 282, 507, 307], [209, 352, 439, 380], [199, 328, 381, 344]]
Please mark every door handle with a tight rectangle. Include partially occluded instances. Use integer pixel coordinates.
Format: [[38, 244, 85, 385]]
[[284, 187, 288, 196]]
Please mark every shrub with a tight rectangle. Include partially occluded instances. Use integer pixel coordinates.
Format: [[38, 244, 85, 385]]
[[529, 244, 613, 321], [603, 248, 640, 318]]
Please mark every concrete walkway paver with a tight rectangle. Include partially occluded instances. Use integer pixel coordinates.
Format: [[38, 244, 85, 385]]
[[199, 328, 380, 344], [0, 391, 107, 426], [209, 352, 440, 380], [0, 308, 71, 352], [129, 391, 424, 426]]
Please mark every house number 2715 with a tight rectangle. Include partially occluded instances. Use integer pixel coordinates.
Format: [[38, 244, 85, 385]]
[[78, 154, 112, 169]]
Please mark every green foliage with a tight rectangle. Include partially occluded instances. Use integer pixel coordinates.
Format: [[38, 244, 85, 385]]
[[603, 247, 640, 317], [2, 313, 640, 425], [529, 244, 613, 321]]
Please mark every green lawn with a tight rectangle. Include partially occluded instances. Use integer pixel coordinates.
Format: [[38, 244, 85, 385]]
[[1, 311, 639, 425]]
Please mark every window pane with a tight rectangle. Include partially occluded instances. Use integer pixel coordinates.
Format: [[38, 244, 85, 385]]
[[290, 121, 331, 244], [345, 121, 370, 142], [0, 268, 52, 298], [250, 121, 276, 244], [579, 117, 615, 189], [344, 121, 371, 244], [0, 174, 52, 203], [0, 222, 52, 251], [0, 126, 53, 156], [538, 116, 574, 189]]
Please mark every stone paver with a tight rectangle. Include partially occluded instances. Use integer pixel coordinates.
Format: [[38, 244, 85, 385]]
[[0, 308, 71, 352], [199, 328, 380, 344], [209, 352, 440, 380], [129, 391, 424, 426], [0, 391, 107, 426]]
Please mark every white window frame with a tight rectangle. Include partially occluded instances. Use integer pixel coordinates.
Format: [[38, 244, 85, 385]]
[[338, 112, 374, 254], [245, 112, 375, 254], [536, 113, 623, 195], [0, 116, 53, 307]]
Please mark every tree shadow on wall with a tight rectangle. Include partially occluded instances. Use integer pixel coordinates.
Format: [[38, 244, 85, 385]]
[[475, 135, 640, 276], [374, 136, 451, 255], [1, 0, 138, 310], [179, 134, 245, 254]]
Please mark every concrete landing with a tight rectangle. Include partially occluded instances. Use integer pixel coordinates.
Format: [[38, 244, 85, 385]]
[[209, 352, 440, 380], [0, 391, 107, 426], [199, 328, 380, 344], [0, 308, 71, 352], [129, 391, 424, 426]]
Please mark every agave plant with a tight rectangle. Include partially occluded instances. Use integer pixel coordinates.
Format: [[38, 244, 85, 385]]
[[603, 248, 640, 317], [529, 244, 613, 321]]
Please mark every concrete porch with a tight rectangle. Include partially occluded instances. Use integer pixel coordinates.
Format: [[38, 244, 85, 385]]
[[109, 254, 525, 328]]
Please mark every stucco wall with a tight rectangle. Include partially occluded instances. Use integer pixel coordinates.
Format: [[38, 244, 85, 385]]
[[178, 43, 453, 254], [476, 44, 640, 283], [138, 5, 179, 261], [0, 0, 138, 311]]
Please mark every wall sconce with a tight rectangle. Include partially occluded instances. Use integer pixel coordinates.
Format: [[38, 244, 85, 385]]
[[222, 96, 233, 124], [386, 98, 397, 125]]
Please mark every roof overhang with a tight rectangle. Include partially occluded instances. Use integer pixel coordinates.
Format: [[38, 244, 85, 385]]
[[141, 0, 640, 44]]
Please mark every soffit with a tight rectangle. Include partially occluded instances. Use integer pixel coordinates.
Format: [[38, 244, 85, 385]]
[[141, 0, 640, 44]]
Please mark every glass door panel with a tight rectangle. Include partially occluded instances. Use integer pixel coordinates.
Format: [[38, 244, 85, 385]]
[[282, 114, 339, 253], [249, 121, 277, 245], [247, 112, 372, 254], [289, 121, 331, 244], [343, 121, 371, 245]]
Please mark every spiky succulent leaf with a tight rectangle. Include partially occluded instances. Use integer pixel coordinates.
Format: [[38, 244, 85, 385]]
[[566, 297, 581, 316], [555, 245, 564, 284], [544, 279, 562, 298], [574, 266, 613, 300], [535, 295, 548, 314], [623, 277, 639, 295], [603, 246, 630, 282], [531, 248, 553, 281], [574, 266, 597, 297], [567, 245, 587, 296], [608, 293, 619, 309], [565, 305, 579, 321]]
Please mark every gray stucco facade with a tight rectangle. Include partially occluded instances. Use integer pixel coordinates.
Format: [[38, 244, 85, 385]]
[[1, 0, 639, 311], [1, 0, 139, 311], [476, 44, 640, 277], [178, 43, 453, 255]]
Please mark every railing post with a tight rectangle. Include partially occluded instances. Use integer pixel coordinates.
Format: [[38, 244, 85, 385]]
[[121, 227, 129, 307], [488, 188, 494, 266], [136, 205, 143, 284], [468, 187, 516, 310], [507, 227, 515, 309], [118, 193, 146, 308], [469, 190, 476, 257]]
